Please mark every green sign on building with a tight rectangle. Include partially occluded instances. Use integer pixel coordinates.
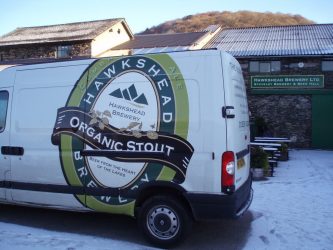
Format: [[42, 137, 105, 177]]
[[251, 75, 324, 89]]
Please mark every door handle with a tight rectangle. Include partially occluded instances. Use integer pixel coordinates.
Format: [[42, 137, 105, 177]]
[[222, 106, 235, 118], [1, 146, 24, 156]]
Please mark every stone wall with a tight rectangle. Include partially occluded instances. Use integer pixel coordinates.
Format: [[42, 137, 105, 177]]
[[238, 56, 332, 148], [248, 95, 312, 147], [0, 41, 91, 62], [71, 42, 91, 57]]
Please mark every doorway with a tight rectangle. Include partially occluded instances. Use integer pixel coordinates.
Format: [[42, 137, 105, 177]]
[[312, 95, 333, 149]]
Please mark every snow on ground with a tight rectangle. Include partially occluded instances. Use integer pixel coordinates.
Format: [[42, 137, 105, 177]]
[[0, 150, 332, 249], [245, 150, 333, 250], [0, 221, 152, 250]]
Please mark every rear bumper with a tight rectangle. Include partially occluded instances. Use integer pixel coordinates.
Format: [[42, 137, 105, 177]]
[[184, 176, 253, 220]]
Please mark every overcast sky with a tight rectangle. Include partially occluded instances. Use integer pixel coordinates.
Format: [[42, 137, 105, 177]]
[[0, 0, 332, 36]]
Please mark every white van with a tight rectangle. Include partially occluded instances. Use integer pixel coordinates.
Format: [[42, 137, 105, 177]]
[[0, 50, 252, 247]]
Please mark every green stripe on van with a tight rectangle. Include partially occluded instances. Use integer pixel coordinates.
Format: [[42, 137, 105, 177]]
[[146, 54, 189, 140], [60, 134, 86, 205], [60, 134, 82, 186], [86, 196, 135, 216], [145, 54, 189, 183], [157, 166, 176, 181]]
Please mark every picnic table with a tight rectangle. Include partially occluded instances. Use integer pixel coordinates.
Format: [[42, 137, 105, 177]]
[[251, 136, 291, 177], [254, 137, 291, 143], [250, 142, 282, 147], [262, 147, 278, 151], [255, 137, 289, 140], [250, 143, 280, 177]]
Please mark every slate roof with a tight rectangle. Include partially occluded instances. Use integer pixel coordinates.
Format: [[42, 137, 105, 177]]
[[0, 18, 128, 46], [112, 32, 207, 50], [204, 24, 333, 57]]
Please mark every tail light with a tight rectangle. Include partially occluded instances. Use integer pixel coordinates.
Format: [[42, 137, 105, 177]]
[[222, 151, 235, 194]]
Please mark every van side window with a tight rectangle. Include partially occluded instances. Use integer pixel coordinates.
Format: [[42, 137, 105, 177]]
[[0, 91, 9, 132]]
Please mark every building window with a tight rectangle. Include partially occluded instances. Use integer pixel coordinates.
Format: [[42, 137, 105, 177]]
[[322, 61, 333, 71], [249, 61, 281, 73], [271, 61, 281, 72], [56, 45, 72, 58], [0, 91, 9, 132], [259, 62, 270, 73]]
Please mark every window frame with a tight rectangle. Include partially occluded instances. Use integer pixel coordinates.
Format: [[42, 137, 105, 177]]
[[249, 60, 281, 73], [0, 91, 9, 133], [322, 60, 333, 72], [55, 45, 72, 59]]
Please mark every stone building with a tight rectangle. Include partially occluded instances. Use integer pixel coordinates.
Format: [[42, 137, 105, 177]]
[[0, 19, 218, 62], [1, 19, 333, 149], [204, 24, 333, 149], [0, 18, 133, 62]]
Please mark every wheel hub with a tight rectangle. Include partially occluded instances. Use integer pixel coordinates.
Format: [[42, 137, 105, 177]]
[[147, 206, 180, 240], [154, 213, 172, 232]]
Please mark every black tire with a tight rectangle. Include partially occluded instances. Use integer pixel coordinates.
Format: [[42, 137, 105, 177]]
[[138, 195, 192, 248]]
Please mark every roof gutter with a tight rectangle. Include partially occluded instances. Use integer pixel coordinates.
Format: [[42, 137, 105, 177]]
[[120, 19, 134, 39], [235, 54, 333, 59]]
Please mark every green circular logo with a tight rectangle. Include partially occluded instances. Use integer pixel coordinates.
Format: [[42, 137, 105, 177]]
[[52, 55, 192, 214]]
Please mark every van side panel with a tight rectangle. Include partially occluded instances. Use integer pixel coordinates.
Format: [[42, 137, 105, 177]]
[[0, 52, 252, 220], [10, 63, 92, 208]]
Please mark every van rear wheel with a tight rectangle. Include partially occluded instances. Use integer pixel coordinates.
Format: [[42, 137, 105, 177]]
[[138, 195, 192, 247]]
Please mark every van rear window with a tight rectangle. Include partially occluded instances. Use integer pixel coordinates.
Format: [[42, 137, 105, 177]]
[[0, 91, 9, 132]]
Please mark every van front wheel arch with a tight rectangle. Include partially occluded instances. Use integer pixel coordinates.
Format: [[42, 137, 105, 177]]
[[138, 195, 192, 248]]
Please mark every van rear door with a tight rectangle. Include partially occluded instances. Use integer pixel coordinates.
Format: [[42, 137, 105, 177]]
[[221, 52, 250, 190]]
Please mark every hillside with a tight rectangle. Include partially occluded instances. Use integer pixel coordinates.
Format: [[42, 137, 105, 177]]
[[140, 11, 315, 34]]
